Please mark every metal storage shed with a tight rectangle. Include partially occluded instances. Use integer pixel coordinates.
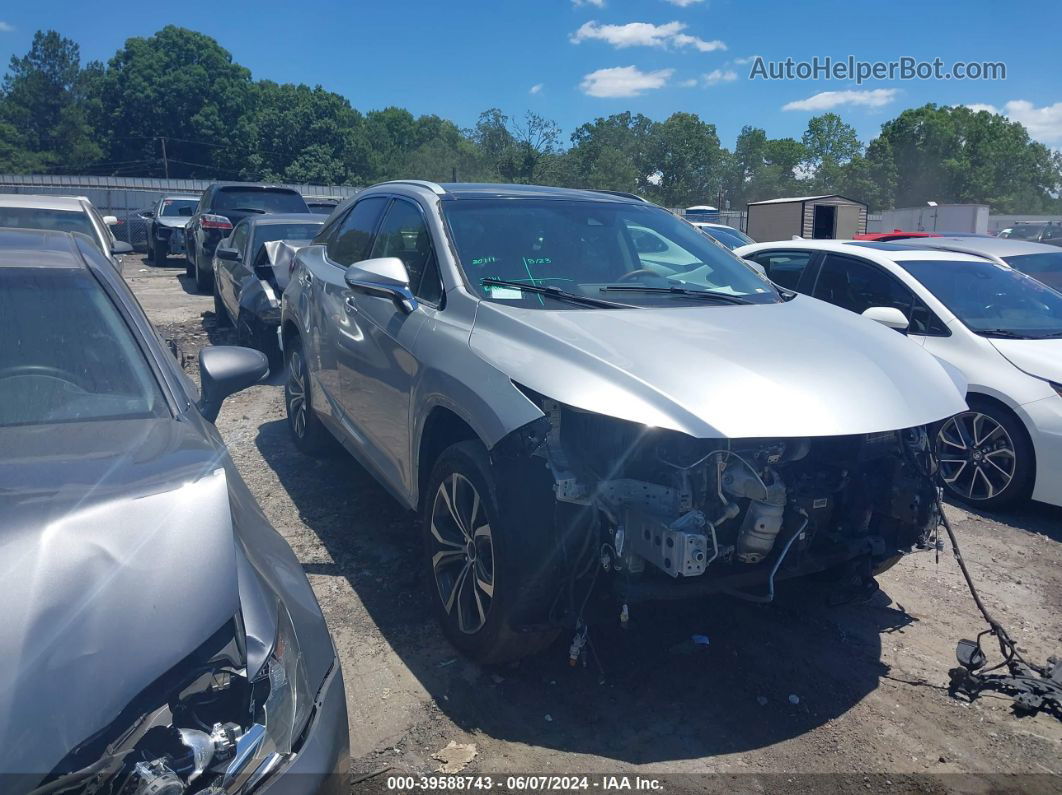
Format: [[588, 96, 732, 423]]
[[746, 194, 867, 242]]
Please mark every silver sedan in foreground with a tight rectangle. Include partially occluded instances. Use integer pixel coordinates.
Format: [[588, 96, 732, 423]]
[[281, 182, 967, 664], [0, 229, 348, 794]]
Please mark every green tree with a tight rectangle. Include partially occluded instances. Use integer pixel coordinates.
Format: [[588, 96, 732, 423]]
[[801, 113, 862, 172], [873, 104, 1061, 212], [97, 26, 253, 178], [565, 111, 655, 192], [646, 112, 724, 207], [0, 30, 101, 171]]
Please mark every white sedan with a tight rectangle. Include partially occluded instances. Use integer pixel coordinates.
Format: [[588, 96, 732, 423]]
[[0, 194, 132, 272], [737, 239, 1062, 509]]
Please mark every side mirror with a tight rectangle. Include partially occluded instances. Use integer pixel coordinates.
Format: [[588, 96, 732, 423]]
[[112, 240, 133, 255], [742, 258, 766, 275], [140, 210, 155, 219], [344, 256, 418, 314], [198, 346, 269, 422], [103, 215, 119, 226], [862, 306, 910, 332], [216, 247, 240, 261]]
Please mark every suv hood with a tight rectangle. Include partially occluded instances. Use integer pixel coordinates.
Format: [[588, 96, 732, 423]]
[[988, 338, 1062, 383], [0, 419, 239, 780], [470, 296, 967, 438]]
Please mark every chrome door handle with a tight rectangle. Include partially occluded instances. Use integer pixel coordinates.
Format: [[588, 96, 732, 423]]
[[343, 296, 358, 313]]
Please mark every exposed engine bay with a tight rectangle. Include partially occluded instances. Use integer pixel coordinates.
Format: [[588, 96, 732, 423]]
[[509, 395, 941, 614], [33, 618, 309, 795]]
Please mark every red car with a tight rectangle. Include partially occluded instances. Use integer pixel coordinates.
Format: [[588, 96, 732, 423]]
[[853, 229, 941, 242]]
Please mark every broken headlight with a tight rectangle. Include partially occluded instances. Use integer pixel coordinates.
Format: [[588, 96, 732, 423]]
[[253, 605, 313, 756]]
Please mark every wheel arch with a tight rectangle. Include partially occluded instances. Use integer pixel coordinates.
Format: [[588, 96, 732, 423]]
[[964, 390, 1037, 467], [415, 406, 482, 511]]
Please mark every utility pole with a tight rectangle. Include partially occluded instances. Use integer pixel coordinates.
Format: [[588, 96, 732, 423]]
[[159, 137, 169, 179]]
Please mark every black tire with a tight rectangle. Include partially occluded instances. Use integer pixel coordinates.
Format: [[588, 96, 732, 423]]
[[213, 281, 231, 328], [422, 440, 560, 664], [194, 253, 214, 294], [284, 335, 333, 456], [150, 233, 167, 265], [936, 397, 1034, 509], [237, 312, 282, 371]]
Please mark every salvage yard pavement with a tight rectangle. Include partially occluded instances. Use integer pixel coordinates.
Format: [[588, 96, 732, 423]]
[[126, 255, 1062, 792]]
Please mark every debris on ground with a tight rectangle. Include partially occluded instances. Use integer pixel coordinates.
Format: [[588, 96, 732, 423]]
[[432, 741, 477, 774]]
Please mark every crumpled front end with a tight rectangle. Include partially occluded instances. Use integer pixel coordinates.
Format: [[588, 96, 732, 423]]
[[498, 392, 941, 614]]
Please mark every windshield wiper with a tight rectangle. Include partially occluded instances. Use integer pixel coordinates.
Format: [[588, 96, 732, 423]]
[[976, 329, 1035, 339], [480, 277, 634, 309], [599, 284, 753, 304], [228, 207, 267, 214]]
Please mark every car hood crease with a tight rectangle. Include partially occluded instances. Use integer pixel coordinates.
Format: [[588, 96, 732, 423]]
[[0, 419, 240, 780]]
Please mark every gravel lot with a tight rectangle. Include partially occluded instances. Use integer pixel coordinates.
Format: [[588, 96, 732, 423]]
[[126, 254, 1062, 792]]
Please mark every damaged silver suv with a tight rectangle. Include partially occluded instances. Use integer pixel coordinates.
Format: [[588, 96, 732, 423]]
[[281, 182, 967, 663]]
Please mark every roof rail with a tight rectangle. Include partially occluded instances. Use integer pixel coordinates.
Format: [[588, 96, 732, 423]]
[[588, 189, 651, 203], [379, 179, 447, 195]]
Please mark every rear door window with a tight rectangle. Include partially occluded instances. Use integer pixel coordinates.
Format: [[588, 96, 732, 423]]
[[749, 250, 816, 291]]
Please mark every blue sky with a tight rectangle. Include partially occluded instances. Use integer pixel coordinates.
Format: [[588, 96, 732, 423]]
[[2, 0, 1060, 149]]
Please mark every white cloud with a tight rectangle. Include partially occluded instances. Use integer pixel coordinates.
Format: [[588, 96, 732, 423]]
[[529, 83, 543, 95], [664, 0, 706, 6], [679, 78, 699, 88], [732, 54, 760, 65], [0, 21, 14, 32], [999, 100, 1062, 145], [703, 68, 737, 86], [782, 88, 897, 111], [580, 65, 674, 98], [572, 0, 605, 6], [570, 21, 724, 52], [964, 103, 999, 114]]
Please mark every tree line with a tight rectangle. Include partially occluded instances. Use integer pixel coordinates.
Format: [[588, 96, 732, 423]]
[[2, 26, 1061, 213]]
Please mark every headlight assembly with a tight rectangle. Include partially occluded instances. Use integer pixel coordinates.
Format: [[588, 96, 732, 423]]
[[254, 605, 313, 755]]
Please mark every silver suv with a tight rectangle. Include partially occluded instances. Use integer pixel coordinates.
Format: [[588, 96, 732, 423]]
[[280, 182, 966, 663]]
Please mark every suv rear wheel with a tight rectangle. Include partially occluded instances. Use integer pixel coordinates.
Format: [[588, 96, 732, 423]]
[[284, 335, 332, 455], [422, 441, 559, 664]]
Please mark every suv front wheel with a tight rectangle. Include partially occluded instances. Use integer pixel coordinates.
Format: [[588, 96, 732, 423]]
[[422, 441, 559, 664]]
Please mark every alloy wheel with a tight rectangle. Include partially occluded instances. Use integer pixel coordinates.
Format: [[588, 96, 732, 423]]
[[429, 473, 495, 634], [937, 411, 1017, 502], [286, 351, 307, 439]]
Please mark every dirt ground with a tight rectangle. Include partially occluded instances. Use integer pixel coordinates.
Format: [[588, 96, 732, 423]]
[[124, 254, 1062, 792]]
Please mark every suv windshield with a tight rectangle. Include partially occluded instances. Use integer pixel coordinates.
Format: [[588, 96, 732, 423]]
[[159, 198, 197, 217], [214, 188, 308, 213], [1004, 251, 1062, 292], [0, 206, 95, 238], [898, 259, 1062, 338], [0, 268, 168, 426], [443, 199, 778, 308]]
